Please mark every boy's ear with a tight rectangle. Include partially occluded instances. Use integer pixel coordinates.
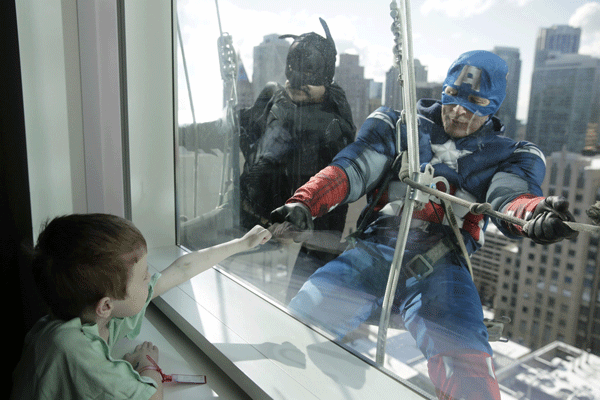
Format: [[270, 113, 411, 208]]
[[95, 297, 114, 319]]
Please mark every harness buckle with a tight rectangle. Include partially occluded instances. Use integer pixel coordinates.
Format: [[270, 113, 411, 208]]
[[404, 254, 435, 280], [404, 237, 454, 281]]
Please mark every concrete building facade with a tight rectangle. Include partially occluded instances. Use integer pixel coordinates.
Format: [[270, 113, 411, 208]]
[[494, 151, 600, 354]]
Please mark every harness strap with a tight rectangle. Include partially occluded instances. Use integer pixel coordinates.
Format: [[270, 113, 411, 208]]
[[401, 200, 474, 284], [440, 198, 475, 280], [404, 236, 455, 280]]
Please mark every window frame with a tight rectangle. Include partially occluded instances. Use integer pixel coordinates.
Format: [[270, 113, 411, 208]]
[[123, 2, 430, 399]]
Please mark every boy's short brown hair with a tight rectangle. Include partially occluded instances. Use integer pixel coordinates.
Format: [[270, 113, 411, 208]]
[[32, 213, 147, 321]]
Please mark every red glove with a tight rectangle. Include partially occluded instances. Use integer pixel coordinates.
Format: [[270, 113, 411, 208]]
[[504, 195, 578, 244]]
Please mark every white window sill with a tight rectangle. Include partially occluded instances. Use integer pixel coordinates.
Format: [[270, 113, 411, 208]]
[[148, 245, 430, 400], [112, 303, 251, 399]]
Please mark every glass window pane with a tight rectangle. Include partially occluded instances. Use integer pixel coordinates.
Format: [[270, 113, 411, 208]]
[[172, 1, 600, 398]]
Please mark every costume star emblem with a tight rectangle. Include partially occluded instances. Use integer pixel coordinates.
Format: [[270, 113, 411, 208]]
[[430, 140, 473, 171]]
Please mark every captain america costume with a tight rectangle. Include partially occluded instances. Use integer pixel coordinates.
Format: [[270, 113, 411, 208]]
[[276, 51, 557, 399]]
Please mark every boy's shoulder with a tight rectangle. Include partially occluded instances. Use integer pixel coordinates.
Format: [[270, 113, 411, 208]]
[[29, 315, 92, 345], [23, 316, 105, 368], [13, 316, 156, 399]]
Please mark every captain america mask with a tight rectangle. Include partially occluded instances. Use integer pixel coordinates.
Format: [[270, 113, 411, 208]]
[[441, 50, 508, 117]]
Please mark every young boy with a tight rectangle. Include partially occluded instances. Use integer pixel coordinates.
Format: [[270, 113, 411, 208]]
[[11, 213, 271, 400]]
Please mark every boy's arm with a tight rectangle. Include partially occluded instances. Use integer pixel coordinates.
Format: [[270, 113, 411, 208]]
[[152, 225, 271, 299]]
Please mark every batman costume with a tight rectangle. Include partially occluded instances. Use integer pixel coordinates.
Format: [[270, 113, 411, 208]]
[[179, 19, 355, 269]]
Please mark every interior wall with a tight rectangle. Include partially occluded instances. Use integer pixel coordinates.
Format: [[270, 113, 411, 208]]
[[15, 0, 87, 239], [124, 1, 176, 249], [2, 0, 39, 387]]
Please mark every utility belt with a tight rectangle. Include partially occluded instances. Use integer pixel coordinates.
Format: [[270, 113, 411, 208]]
[[378, 177, 476, 282], [402, 230, 509, 341], [349, 215, 461, 282]]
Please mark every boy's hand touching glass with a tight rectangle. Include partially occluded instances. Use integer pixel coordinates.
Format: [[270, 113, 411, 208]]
[[240, 225, 272, 249]]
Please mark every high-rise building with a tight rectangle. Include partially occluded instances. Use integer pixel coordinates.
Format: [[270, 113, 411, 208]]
[[235, 55, 254, 109], [383, 59, 429, 110], [584, 123, 600, 155], [470, 224, 519, 308], [414, 59, 428, 84], [534, 25, 581, 67], [252, 34, 289, 100], [525, 54, 600, 156], [494, 150, 600, 354], [367, 79, 383, 115], [415, 82, 443, 103], [384, 66, 402, 110], [492, 47, 521, 140], [335, 53, 369, 129]]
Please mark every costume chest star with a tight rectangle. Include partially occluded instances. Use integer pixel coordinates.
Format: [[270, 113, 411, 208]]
[[430, 140, 473, 171]]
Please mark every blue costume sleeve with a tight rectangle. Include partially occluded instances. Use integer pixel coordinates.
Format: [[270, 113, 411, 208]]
[[330, 107, 399, 203], [486, 141, 546, 237]]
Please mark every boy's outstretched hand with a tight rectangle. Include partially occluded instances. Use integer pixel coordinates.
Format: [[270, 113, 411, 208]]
[[241, 225, 272, 249], [152, 225, 272, 300]]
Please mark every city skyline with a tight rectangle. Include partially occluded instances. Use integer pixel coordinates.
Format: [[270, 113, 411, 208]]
[[177, 0, 600, 124]]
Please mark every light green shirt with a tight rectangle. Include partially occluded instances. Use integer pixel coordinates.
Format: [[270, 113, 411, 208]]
[[11, 273, 161, 400]]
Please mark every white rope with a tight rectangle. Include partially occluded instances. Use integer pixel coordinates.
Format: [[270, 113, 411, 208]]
[[376, 0, 420, 366]]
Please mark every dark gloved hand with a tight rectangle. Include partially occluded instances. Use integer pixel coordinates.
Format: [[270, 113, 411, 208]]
[[270, 203, 314, 243], [524, 196, 578, 244]]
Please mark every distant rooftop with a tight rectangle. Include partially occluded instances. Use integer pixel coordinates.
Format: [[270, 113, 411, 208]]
[[496, 341, 600, 400]]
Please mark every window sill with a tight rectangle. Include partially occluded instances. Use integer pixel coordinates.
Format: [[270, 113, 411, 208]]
[[112, 303, 250, 399], [148, 245, 429, 400]]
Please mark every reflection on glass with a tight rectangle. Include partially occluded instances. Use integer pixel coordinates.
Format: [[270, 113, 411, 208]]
[[176, 0, 361, 301], [174, 0, 600, 398]]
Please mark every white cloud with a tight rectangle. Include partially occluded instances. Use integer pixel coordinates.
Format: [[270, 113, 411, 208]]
[[569, 2, 600, 57], [417, 54, 454, 83], [177, 0, 328, 121], [506, 0, 534, 7], [420, 0, 496, 19], [176, 0, 387, 122]]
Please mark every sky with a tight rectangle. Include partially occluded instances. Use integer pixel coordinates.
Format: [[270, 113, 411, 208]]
[[176, 0, 600, 124]]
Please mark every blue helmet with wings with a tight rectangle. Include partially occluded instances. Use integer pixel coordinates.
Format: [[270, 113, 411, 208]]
[[442, 50, 508, 116]]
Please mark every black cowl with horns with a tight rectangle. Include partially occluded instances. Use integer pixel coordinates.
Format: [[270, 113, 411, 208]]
[[280, 18, 337, 89]]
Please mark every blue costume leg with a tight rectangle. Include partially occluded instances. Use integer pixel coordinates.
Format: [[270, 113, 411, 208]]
[[289, 235, 500, 400], [400, 257, 500, 400], [400, 257, 492, 359], [288, 242, 393, 340]]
